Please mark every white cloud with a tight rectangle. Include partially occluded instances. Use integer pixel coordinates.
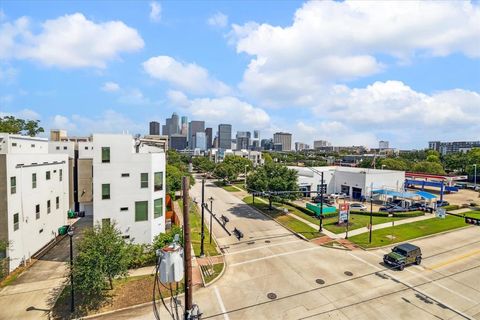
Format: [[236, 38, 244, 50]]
[[168, 91, 270, 128], [0, 13, 144, 68], [208, 12, 228, 28], [230, 0, 480, 106], [143, 56, 231, 95], [149, 2, 162, 23], [0, 108, 40, 120], [101, 81, 120, 92], [49, 110, 144, 135]]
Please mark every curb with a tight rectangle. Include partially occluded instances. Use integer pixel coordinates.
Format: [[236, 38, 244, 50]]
[[358, 225, 474, 251], [203, 258, 226, 288]]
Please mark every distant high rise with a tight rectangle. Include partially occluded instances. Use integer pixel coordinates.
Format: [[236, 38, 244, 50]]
[[218, 124, 232, 149], [273, 132, 292, 151], [236, 131, 250, 150], [295, 142, 309, 151], [379, 140, 389, 149], [149, 121, 160, 135], [428, 140, 480, 155], [164, 113, 180, 136], [188, 121, 205, 149], [261, 138, 273, 150], [205, 128, 213, 149], [254, 130, 260, 139], [169, 134, 188, 150], [181, 116, 188, 137], [193, 132, 207, 151], [314, 140, 331, 149]]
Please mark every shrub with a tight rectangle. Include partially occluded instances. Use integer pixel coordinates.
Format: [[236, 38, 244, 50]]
[[443, 205, 460, 211], [153, 225, 183, 250], [125, 243, 156, 269]]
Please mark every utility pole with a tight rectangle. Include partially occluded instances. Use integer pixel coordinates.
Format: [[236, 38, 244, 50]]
[[208, 197, 214, 244], [182, 177, 193, 319], [319, 171, 324, 232], [474, 164, 477, 190], [68, 229, 74, 313], [200, 178, 205, 257], [369, 182, 373, 244]]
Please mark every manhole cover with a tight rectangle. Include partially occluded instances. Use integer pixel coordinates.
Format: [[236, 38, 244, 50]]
[[344, 271, 353, 276], [315, 279, 325, 285], [267, 293, 277, 300], [265, 240, 271, 243]]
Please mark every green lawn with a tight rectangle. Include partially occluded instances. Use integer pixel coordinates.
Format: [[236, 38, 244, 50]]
[[178, 200, 219, 257], [223, 185, 240, 192], [243, 196, 323, 240], [349, 211, 479, 248], [322, 214, 405, 234], [204, 263, 224, 284]]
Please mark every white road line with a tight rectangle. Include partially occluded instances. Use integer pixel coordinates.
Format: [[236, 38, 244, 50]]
[[366, 251, 476, 303], [230, 246, 320, 267], [214, 286, 230, 320], [349, 252, 474, 319], [224, 239, 303, 256]]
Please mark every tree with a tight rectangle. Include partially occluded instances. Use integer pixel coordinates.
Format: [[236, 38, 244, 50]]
[[247, 163, 298, 205], [0, 116, 44, 136], [263, 152, 273, 164], [223, 155, 253, 174], [380, 158, 409, 171], [192, 156, 216, 173], [73, 223, 129, 296], [412, 161, 445, 175], [213, 162, 236, 183]]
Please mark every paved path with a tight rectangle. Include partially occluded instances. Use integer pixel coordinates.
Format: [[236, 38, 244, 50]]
[[0, 216, 92, 320]]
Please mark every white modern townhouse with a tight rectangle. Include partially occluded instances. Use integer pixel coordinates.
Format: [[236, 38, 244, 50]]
[[92, 134, 166, 244], [0, 134, 69, 272]]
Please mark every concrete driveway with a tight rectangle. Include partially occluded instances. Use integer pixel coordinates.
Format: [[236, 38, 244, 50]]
[[0, 216, 92, 320]]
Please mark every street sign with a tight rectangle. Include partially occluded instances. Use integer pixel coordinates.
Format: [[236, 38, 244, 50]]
[[436, 208, 446, 219], [338, 203, 349, 224]]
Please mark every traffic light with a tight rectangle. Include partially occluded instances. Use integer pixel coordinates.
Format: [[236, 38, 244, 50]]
[[465, 217, 480, 225]]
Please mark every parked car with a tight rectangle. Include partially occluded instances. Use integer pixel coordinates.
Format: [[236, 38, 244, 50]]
[[408, 203, 426, 211], [436, 200, 450, 207], [350, 203, 367, 211], [311, 195, 334, 205], [379, 205, 407, 213], [383, 243, 422, 270], [330, 192, 347, 199]]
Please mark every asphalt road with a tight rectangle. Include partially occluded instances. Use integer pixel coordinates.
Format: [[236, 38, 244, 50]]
[[89, 180, 480, 320]]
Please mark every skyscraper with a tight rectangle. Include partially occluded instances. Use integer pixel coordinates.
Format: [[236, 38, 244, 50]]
[[149, 121, 160, 135], [273, 132, 292, 151], [193, 132, 207, 151], [379, 140, 389, 149], [181, 116, 188, 137], [188, 121, 205, 149], [218, 124, 232, 149], [205, 128, 213, 149], [236, 131, 250, 150]]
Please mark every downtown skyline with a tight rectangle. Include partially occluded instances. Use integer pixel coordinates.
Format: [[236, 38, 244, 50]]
[[0, 1, 479, 149]]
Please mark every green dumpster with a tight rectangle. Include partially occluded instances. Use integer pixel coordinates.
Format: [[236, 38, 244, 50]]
[[67, 209, 75, 219], [58, 225, 69, 235]]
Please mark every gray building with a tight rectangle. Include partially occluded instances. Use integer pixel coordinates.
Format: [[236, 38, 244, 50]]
[[314, 140, 331, 149], [170, 134, 188, 150], [218, 124, 232, 149], [189, 121, 205, 149], [163, 113, 180, 136], [236, 131, 250, 150], [295, 142, 310, 151], [429, 140, 480, 155], [273, 132, 292, 151], [261, 138, 273, 150], [181, 116, 188, 137], [205, 128, 213, 149], [149, 121, 160, 135], [379, 140, 389, 149]]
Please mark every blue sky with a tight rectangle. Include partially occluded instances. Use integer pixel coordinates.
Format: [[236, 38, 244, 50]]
[[1, 0, 479, 149]]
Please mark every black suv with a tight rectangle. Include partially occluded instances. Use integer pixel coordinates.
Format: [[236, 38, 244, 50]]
[[383, 243, 422, 270]]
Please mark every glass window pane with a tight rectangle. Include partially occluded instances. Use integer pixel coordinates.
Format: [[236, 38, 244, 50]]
[[102, 184, 110, 199], [102, 147, 110, 163], [10, 177, 16, 194], [154, 172, 163, 191], [140, 173, 148, 188], [154, 198, 163, 219], [32, 173, 37, 188], [135, 201, 148, 221], [14, 213, 19, 231]]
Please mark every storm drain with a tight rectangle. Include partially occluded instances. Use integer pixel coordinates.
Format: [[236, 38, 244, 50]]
[[315, 279, 325, 285], [267, 293, 277, 300], [344, 271, 353, 276]]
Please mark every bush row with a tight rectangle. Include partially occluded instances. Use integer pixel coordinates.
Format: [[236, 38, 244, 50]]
[[349, 210, 425, 218], [286, 201, 338, 218], [443, 205, 460, 211]]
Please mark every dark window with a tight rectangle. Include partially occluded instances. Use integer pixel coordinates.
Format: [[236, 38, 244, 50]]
[[12, 143, 17, 147], [101, 147, 110, 163], [140, 173, 148, 188], [31, 144, 35, 148], [59, 169, 63, 181], [135, 201, 148, 221], [120, 207, 128, 211], [46, 171, 51, 180], [47, 200, 51, 213], [39, 228, 43, 233], [10, 177, 16, 194], [121, 173, 130, 177], [13, 213, 19, 231], [35, 204, 40, 219], [154, 172, 163, 191], [84, 146, 88, 150], [32, 173, 37, 189], [56, 196, 60, 209], [154, 198, 163, 219], [56, 146, 60, 150], [102, 184, 110, 200], [63, 146, 67, 150]]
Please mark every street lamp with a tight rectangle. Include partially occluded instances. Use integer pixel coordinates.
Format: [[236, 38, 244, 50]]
[[474, 164, 477, 190], [244, 165, 249, 189], [208, 197, 214, 244], [200, 179, 205, 257], [67, 227, 74, 313]]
